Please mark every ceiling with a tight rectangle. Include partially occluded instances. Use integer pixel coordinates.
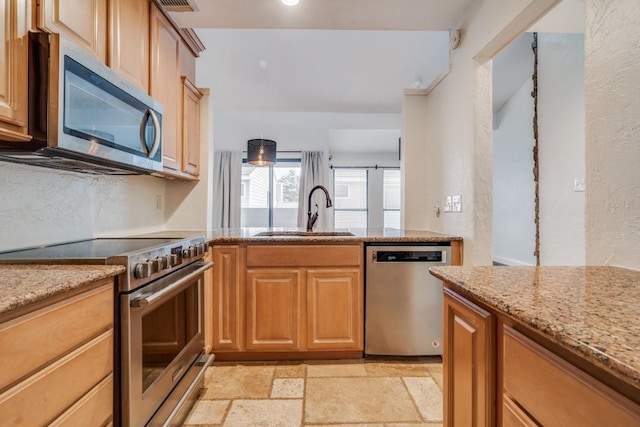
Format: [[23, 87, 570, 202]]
[[168, 0, 582, 153], [170, 0, 474, 31], [171, 0, 474, 118]]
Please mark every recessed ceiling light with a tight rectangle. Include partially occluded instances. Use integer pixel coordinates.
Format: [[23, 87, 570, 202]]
[[281, 0, 299, 6]]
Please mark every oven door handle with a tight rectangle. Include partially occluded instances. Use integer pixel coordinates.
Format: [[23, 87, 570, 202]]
[[130, 261, 213, 309]]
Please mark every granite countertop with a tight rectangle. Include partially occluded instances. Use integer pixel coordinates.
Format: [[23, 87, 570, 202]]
[[429, 265, 640, 391], [0, 264, 125, 317], [129, 228, 462, 244]]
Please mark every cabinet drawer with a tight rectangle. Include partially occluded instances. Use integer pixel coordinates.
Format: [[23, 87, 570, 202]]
[[502, 394, 537, 427], [503, 326, 640, 426], [49, 374, 113, 427], [247, 245, 361, 267], [0, 329, 113, 426], [0, 282, 113, 390]]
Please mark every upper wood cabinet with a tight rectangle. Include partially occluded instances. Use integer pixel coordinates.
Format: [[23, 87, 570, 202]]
[[108, 0, 149, 91], [443, 288, 494, 427], [182, 76, 203, 176], [38, 0, 107, 62], [0, 0, 31, 142], [150, 3, 181, 172]]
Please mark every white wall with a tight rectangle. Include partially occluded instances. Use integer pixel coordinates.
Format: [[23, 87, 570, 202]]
[[539, 33, 585, 265], [402, 90, 431, 231], [493, 77, 536, 266], [212, 110, 401, 153], [406, 0, 638, 269], [165, 90, 215, 230], [0, 163, 166, 251], [404, 0, 563, 265], [585, 0, 640, 269]]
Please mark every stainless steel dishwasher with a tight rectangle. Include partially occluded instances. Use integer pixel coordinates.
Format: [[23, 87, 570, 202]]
[[365, 243, 451, 356]]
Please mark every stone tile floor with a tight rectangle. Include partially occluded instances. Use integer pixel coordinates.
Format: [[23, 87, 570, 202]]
[[183, 358, 443, 427]]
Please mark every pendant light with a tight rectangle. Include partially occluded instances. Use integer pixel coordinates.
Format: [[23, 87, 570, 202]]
[[247, 138, 277, 166], [247, 59, 276, 166]]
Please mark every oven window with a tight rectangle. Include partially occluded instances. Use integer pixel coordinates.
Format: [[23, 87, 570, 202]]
[[141, 285, 199, 393]]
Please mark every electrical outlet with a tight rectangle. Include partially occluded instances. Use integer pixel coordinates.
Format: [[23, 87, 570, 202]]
[[443, 196, 452, 212], [574, 178, 585, 192], [451, 195, 462, 212], [156, 194, 163, 210]]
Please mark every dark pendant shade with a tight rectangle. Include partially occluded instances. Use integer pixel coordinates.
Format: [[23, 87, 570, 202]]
[[247, 139, 277, 166]]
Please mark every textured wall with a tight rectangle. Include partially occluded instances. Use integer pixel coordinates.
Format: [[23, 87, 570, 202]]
[[493, 77, 536, 266], [539, 33, 585, 266], [0, 163, 166, 251], [585, 0, 640, 268]]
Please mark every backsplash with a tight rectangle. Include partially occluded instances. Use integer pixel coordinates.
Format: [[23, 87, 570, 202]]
[[0, 163, 166, 252]]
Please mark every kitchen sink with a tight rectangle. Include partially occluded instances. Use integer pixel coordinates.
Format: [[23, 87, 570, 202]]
[[253, 231, 355, 237]]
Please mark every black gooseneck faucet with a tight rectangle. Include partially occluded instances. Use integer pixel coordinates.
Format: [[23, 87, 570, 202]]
[[306, 185, 333, 231]]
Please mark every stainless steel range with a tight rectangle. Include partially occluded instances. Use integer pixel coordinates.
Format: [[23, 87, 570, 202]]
[[0, 236, 214, 426]]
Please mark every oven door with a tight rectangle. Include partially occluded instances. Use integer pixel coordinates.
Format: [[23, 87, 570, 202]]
[[121, 261, 212, 427]]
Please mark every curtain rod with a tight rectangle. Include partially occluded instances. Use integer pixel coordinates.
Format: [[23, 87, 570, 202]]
[[241, 150, 301, 154], [330, 165, 399, 170]]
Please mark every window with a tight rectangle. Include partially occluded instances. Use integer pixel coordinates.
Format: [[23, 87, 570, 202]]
[[383, 169, 401, 228], [241, 159, 301, 227], [333, 169, 368, 229]]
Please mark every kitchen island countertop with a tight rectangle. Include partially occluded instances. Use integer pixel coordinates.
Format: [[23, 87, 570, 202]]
[[0, 264, 125, 317], [429, 265, 640, 393]]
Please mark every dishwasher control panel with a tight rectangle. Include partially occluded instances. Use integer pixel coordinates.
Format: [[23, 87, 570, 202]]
[[374, 250, 445, 263]]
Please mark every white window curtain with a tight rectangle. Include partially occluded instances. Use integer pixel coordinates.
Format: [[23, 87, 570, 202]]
[[212, 151, 242, 228], [297, 151, 329, 231]]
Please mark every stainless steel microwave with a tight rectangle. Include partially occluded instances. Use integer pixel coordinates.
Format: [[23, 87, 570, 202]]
[[0, 32, 163, 175]]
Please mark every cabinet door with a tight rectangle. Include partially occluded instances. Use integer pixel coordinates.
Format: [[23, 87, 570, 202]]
[[0, 0, 30, 142], [246, 269, 302, 351], [181, 76, 202, 176], [443, 288, 494, 427], [38, 0, 107, 62], [108, 0, 149, 91], [306, 268, 362, 350], [150, 3, 181, 172], [211, 246, 245, 351]]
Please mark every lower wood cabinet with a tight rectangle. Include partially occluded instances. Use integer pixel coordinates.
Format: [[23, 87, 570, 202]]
[[442, 286, 640, 427], [0, 279, 114, 426], [210, 243, 364, 358], [443, 288, 494, 427], [502, 325, 640, 427], [306, 268, 362, 350], [246, 269, 303, 350], [211, 245, 245, 352]]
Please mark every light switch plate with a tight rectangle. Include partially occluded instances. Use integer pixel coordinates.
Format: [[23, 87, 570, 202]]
[[444, 196, 452, 212], [451, 195, 462, 212], [574, 178, 586, 192]]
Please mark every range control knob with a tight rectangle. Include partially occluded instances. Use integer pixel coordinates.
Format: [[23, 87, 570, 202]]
[[170, 253, 179, 265], [134, 262, 152, 279], [181, 248, 190, 258], [150, 258, 162, 273], [159, 255, 172, 269]]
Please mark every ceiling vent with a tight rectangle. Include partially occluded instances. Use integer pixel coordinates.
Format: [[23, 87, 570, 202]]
[[158, 0, 199, 12]]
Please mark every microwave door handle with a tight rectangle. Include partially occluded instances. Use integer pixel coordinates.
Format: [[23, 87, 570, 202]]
[[139, 109, 151, 156], [147, 109, 161, 158], [138, 109, 161, 158]]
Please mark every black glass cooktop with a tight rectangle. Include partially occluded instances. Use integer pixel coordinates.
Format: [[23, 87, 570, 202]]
[[0, 238, 180, 261]]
